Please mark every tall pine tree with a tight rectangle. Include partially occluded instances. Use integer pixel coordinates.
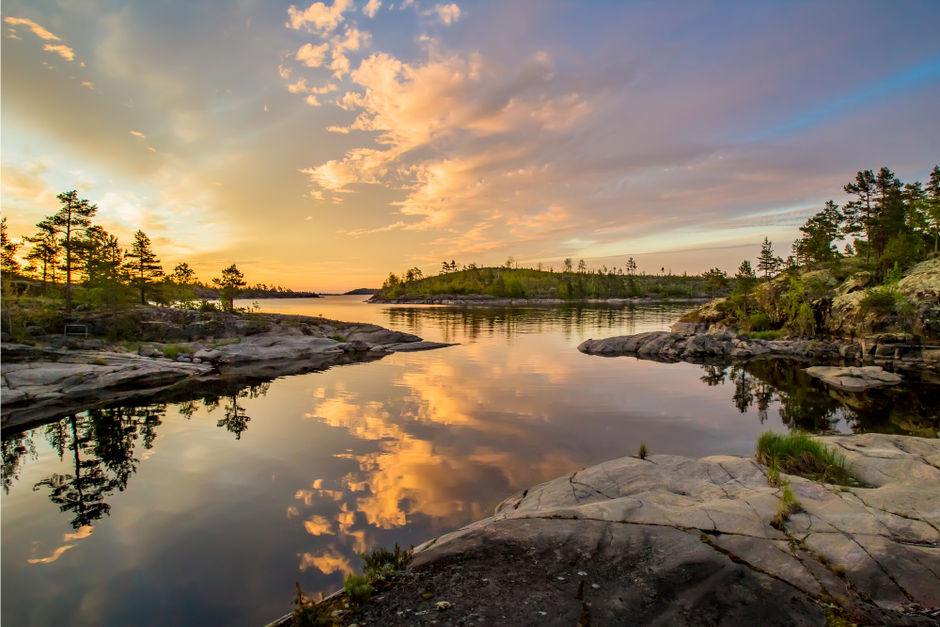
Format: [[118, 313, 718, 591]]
[[51, 191, 98, 314], [123, 230, 163, 305]]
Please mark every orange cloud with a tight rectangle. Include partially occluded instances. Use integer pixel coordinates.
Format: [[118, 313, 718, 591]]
[[43, 43, 75, 61], [298, 547, 352, 574], [296, 42, 329, 67], [4, 16, 61, 40], [362, 0, 382, 18], [286, 0, 352, 35]]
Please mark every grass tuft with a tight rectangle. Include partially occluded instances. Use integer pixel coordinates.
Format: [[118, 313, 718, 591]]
[[770, 483, 802, 530], [756, 431, 854, 485], [638, 442, 648, 460]]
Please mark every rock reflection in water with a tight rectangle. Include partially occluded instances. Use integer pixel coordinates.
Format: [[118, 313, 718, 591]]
[[703, 359, 939, 436]]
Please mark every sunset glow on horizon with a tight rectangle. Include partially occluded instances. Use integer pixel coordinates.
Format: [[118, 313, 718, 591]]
[[2, 0, 939, 291]]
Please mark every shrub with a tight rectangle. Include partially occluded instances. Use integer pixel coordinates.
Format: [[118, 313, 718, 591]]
[[198, 299, 218, 312], [859, 286, 898, 316], [343, 573, 373, 603], [747, 311, 773, 331], [290, 582, 332, 626], [638, 442, 648, 460], [361, 544, 413, 581], [755, 432, 854, 485]]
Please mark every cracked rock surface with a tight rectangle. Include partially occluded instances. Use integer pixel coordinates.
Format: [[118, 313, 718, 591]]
[[337, 434, 939, 626]]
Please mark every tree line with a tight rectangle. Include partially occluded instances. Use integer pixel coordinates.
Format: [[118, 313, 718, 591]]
[[1, 191, 317, 315], [708, 164, 938, 339]]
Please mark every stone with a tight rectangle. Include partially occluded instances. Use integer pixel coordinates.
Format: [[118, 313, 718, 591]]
[[804, 365, 903, 391], [138, 345, 161, 358]]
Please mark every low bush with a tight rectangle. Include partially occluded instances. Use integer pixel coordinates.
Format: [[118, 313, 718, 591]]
[[361, 544, 413, 581], [343, 573, 373, 603]]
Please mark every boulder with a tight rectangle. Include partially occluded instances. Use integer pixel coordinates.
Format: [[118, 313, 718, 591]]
[[804, 365, 903, 391]]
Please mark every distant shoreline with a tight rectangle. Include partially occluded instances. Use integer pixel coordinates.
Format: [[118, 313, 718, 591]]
[[369, 295, 712, 306]]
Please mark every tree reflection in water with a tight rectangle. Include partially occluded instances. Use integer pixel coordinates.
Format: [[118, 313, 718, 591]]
[[3, 381, 273, 529], [702, 359, 939, 435], [32, 407, 163, 529]]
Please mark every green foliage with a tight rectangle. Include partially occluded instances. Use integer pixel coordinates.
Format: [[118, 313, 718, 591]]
[[212, 264, 247, 313], [743, 329, 786, 341], [290, 582, 333, 626], [756, 432, 853, 485], [747, 311, 773, 332], [638, 442, 648, 460], [343, 573, 373, 603], [859, 286, 912, 321], [361, 543, 413, 581]]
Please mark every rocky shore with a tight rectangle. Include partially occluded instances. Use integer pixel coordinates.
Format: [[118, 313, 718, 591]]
[[1, 311, 452, 431], [578, 328, 940, 378], [312, 434, 940, 626]]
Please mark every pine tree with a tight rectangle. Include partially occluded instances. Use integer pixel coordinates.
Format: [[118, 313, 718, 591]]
[[213, 264, 246, 312], [843, 170, 876, 260], [756, 237, 782, 279], [51, 190, 98, 313], [24, 218, 61, 290], [926, 165, 940, 253], [1, 217, 20, 277], [123, 230, 163, 305]]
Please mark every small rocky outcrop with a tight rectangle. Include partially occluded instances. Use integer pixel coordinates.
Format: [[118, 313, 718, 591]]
[[1, 316, 453, 431], [578, 329, 940, 372], [805, 365, 903, 391], [336, 434, 940, 625]]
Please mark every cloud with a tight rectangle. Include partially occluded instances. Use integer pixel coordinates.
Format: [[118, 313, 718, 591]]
[[301, 48, 592, 239], [81, 80, 94, 89], [296, 42, 329, 67], [129, 130, 146, 138], [43, 43, 75, 61], [298, 547, 352, 574], [433, 3, 461, 25], [333, 26, 371, 52], [286, 0, 352, 35], [305, 94, 321, 106], [288, 78, 310, 93], [363, 0, 382, 18], [3, 16, 60, 40], [329, 47, 351, 78]]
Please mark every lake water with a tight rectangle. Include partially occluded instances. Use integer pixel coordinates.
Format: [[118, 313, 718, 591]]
[[2, 296, 936, 626]]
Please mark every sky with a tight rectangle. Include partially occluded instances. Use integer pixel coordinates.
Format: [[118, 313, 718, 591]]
[[2, 0, 939, 292]]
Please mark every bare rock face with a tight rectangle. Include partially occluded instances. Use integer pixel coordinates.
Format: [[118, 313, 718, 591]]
[[805, 365, 903, 391], [340, 434, 938, 626]]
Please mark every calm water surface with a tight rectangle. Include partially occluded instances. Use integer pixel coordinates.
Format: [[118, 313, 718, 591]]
[[2, 296, 936, 626]]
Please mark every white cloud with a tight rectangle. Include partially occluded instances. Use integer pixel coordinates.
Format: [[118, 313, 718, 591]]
[[362, 0, 382, 18], [433, 3, 461, 25], [129, 130, 146, 138], [296, 42, 329, 67], [286, 0, 352, 35]]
